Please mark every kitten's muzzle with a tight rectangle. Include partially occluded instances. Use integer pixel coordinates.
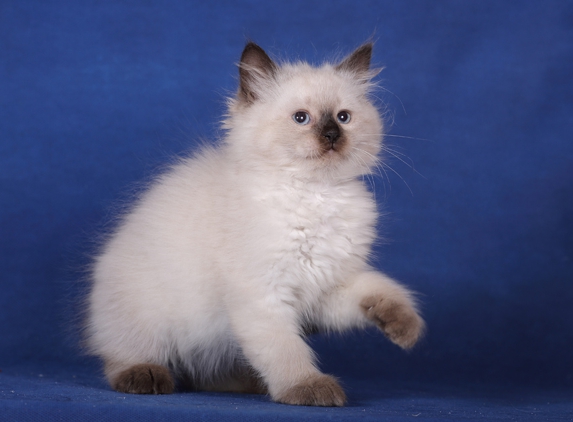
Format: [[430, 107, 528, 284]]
[[319, 117, 341, 150], [322, 129, 340, 145]]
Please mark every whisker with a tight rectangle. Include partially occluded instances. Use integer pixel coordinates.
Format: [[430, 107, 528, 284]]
[[351, 147, 389, 199], [384, 134, 434, 142], [381, 161, 413, 196], [378, 86, 407, 116], [381, 146, 425, 179], [353, 146, 415, 197], [349, 150, 379, 199]]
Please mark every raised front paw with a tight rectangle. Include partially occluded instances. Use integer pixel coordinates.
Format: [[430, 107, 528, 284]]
[[274, 373, 346, 407], [360, 295, 425, 349]]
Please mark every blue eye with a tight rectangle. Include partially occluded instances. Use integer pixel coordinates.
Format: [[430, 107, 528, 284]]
[[293, 111, 311, 125], [337, 110, 351, 124]]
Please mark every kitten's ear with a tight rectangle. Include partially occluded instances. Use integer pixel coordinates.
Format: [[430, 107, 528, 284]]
[[238, 42, 277, 104], [336, 43, 373, 76]]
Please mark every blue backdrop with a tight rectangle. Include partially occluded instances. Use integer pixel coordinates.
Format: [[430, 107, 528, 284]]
[[1, 1, 572, 420]]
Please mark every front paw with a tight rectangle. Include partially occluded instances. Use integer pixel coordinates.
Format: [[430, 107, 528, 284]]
[[274, 374, 346, 407], [361, 295, 425, 349]]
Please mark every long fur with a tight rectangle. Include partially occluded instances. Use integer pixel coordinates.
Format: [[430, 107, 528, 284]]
[[85, 43, 423, 404]]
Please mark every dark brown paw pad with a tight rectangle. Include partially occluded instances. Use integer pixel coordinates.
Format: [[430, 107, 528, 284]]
[[361, 296, 425, 349], [112, 364, 174, 394], [275, 374, 346, 407]]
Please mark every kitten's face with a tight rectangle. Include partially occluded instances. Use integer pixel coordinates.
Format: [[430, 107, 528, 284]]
[[227, 44, 383, 180], [270, 67, 382, 175]]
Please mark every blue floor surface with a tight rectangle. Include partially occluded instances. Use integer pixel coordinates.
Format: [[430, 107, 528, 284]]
[[1, 363, 571, 421]]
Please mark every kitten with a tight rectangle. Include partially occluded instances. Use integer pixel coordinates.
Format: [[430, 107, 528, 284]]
[[85, 42, 425, 406]]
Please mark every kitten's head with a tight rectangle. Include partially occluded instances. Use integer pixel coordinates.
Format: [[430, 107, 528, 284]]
[[225, 42, 383, 180]]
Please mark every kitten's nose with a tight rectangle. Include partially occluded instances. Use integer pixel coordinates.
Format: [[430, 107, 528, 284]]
[[322, 129, 340, 145], [319, 115, 342, 150]]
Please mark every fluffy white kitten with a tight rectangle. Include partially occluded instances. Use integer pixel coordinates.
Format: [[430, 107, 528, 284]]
[[86, 42, 424, 406]]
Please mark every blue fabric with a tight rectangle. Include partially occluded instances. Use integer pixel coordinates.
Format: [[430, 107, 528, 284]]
[[1, 0, 572, 420]]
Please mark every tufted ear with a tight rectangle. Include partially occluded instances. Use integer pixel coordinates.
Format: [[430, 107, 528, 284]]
[[336, 43, 373, 76], [238, 42, 277, 104]]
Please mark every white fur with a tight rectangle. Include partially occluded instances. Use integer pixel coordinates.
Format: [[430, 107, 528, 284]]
[[86, 50, 420, 399]]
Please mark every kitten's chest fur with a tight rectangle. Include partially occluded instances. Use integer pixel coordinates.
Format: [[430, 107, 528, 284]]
[[238, 175, 377, 307]]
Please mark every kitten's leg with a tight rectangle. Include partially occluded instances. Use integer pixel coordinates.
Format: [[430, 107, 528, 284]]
[[228, 365, 268, 395], [203, 365, 268, 395], [105, 361, 175, 394], [319, 271, 425, 349], [228, 302, 346, 406]]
